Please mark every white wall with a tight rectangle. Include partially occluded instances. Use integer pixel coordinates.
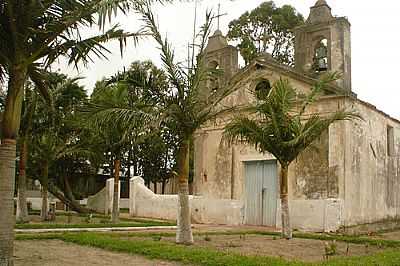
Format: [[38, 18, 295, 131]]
[[129, 176, 243, 225], [275, 199, 343, 232], [86, 179, 121, 215]]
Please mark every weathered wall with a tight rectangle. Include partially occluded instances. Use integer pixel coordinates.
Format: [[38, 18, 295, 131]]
[[87, 179, 121, 215], [193, 69, 342, 203], [87, 187, 107, 213], [129, 177, 243, 225], [276, 199, 343, 232], [343, 99, 400, 226], [193, 79, 347, 231]]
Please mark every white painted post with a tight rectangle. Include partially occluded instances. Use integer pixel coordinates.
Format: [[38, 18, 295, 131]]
[[105, 178, 121, 216], [129, 176, 144, 217], [129, 178, 135, 217]]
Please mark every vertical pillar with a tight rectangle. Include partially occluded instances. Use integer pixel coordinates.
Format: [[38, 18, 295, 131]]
[[105, 178, 120, 215], [129, 176, 144, 217]]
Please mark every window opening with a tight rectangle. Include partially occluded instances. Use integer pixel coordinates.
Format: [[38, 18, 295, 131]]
[[387, 125, 395, 156], [255, 80, 272, 99], [313, 39, 328, 73], [209, 61, 220, 93]]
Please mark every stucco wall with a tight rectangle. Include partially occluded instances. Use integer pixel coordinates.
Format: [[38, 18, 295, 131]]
[[272, 199, 343, 232], [129, 177, 243, 225], [343, 99, 400, 226], [87, 187, 107, 213], [193, 97, 342, 203], [86, 179, 121, 214], [194, 90, 400, 231]]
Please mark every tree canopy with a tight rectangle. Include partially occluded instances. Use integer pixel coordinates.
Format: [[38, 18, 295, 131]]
[[227, 1, 304, 66]]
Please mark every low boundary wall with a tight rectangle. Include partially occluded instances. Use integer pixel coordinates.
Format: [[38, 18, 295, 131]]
[[129, 176, 243, 225]]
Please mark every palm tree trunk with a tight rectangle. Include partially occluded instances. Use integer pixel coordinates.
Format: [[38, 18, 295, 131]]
[[41, 163, 49, 221], [154, 181, 157, 194], [16, 137, 29, 223], [64, 176, 76, 204], [41, 186, 48, 221], [280, 164, 292, 239], [0, 139, 17, 266], [162, 179, 166, 195], [111, 159, 120, 223], [63, 175, 84, 212], [176, 139, 193, 245], [47, 184, 91, 214], [0, 64, 26, 266]]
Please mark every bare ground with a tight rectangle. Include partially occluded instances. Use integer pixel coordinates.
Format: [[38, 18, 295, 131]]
[[121, 234, 384, 263], [374, 230, 400, 241], [14, 240, 181, 266]]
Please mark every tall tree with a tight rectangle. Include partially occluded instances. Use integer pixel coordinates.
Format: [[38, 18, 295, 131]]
[[28, 73, 92, 218], [227, 1, 304, 66], [84, 78, 155, 222], [138, 3, 239, 244], [16, 84, 37, 223], [224, 74, 360, 239], [0, 0, 137, 263]]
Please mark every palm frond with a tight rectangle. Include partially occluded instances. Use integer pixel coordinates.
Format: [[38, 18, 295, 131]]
[[28, 64, 51, 104], [138, 2, 186, 96], [298, 72, 339, 116], [224, 116, 264, 148]]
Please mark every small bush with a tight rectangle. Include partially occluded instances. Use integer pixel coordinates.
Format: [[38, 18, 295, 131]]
[[204, 235, 212, 242]]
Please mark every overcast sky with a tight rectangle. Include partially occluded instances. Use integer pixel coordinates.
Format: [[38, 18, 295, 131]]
[[59, 0, 400, 119]]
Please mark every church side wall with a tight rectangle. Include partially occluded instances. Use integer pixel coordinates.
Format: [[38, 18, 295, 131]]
[[343, 99, 400, 228]]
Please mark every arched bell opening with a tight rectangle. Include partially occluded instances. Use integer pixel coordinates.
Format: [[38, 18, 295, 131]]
[[312, 38, 329, 73]]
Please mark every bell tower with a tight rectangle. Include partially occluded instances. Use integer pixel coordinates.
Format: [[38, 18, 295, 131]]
[[204, 30, 238, 91], [294, 0, 352, 91]]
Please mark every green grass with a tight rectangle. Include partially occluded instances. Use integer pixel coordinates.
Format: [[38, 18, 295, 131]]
[[15, 232, 400, 266], [17, 233, 303, 266], [16, 213, 175, 229], [104, 230, 400, 249], [15, 222, 173, 230]]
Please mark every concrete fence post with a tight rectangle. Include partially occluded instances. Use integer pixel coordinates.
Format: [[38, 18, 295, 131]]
[[129, 176, 144, 217], [105, 178, 121, 216]]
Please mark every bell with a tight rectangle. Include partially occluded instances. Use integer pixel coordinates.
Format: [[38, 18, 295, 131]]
[[318, 58, 328, 71], [316, 45, 327, 58]]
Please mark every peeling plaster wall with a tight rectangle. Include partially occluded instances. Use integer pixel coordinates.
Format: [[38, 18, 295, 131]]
[[343, 99, 400, 226], [87, 179, 121, 215], [194, 70, 343, 203], [193, 80, 347, 231], [194, 60, 400, 231]]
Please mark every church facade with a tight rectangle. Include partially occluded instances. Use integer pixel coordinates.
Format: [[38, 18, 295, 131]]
[[193, 0, 400, 232]]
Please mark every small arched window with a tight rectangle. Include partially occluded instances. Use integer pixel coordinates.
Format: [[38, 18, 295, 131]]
[[255, 79, 271, 99], [313, 39, 328, 73], [209, 61, 220, 70]]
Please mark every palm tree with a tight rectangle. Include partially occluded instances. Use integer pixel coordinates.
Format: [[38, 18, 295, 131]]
[[84, 81, 153, 222], [28, 73, 94, 219], [224, 74, 361, 239], [16, 85, 37, 223], [0, 0, 140, 263], [137, 3, 239, 244]]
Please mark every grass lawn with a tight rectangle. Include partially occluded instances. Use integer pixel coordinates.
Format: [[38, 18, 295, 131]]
[[15, 230, 400, 266], [15, 213, 175, 229]]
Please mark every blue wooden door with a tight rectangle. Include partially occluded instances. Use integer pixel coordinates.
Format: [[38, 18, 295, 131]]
[[244, 160, 278, 226]]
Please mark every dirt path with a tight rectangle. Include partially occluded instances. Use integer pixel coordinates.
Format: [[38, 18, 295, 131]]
[[14, 240, 182, 266]]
